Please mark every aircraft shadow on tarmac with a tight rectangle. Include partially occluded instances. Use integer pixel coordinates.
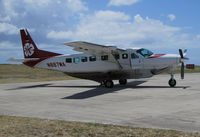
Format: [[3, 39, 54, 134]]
[[61, 81, 190, 99], [6, 84, 52, 90], [6, 81, 190, 99]]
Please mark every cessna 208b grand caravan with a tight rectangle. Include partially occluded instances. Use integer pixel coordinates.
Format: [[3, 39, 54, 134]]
[[9, 29, 189, 88]]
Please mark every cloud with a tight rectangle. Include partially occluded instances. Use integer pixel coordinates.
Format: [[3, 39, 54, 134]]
[[108, 0, 140, 6], [0, 22, 19, 35], [47, 31, 72, 39], [0, 41, 20, 50], [0, 0, 87, 31], [47, 10, 131, 40], [23, 0, 51, 6], [0, 15, 11, 22], [196, 34, 200, 40], [47, 11, 188, 49], [66, 0, 88, 12], [168, 14, 176, 21]]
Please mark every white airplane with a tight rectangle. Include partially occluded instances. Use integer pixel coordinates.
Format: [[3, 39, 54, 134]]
[[9, 29, 189, 88]]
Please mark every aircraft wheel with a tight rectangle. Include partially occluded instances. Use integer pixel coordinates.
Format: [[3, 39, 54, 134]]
[[119, 79, 127, 85], [168, 78, 176, 87], [104, 80, 114, 88]]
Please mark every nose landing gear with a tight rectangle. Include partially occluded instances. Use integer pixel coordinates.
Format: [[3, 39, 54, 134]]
[[169, 78, 176, 87], [169, 73, 176, 87]]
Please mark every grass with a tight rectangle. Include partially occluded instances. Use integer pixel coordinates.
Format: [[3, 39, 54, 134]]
[[0, 64, 199, 84], [174, 65, 200, 73], [0, 64, 76, 84], [0, 115, 199, 137]]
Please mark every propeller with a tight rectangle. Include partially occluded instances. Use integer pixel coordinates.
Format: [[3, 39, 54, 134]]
[[179, 49, 187, 79]]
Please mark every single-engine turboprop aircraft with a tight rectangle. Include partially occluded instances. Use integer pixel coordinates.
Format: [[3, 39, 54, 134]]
[[9, 29, 189, 88]]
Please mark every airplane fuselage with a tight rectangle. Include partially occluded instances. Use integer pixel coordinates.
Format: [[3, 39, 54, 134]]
[[34, 49, 180, 82]]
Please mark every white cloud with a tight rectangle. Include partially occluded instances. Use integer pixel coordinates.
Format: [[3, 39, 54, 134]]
[[47, 31, 73, 40], [93, 10, 130, 21], [0, 22, 19, 35], [168, 14, 176, 21], [0, 0, 87, 23], [47, 11, 187, 49], [1, 0, 19, 17], [23, 0, 51, 6], [0, 41, 20, 50], [66, 0, 88, 12], [0, 41, 23, 63], [196, 34, 200, 40], [108, 0, 140, 6], [0, 16, 11, 22]]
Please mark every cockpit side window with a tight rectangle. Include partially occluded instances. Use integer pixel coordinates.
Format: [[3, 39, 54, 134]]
[[136, 48, 153, 58]]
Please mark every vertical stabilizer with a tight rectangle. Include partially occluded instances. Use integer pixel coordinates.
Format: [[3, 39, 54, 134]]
[[20, 29, 61, 67], [20, 29, 61, 59]]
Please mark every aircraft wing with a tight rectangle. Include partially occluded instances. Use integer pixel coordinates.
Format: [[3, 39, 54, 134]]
[[63, 41, 125, 56]]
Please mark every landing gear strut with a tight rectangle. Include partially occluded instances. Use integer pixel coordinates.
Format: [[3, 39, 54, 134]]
[[168, 73, 176, 87], [119, 79, 127, 85]]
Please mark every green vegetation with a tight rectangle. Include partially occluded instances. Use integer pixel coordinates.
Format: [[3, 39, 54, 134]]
[[0, 64, 199, 84], [174, 65, 200, 73], [0, 116, 199, 137], [0, 64, 76, 84]]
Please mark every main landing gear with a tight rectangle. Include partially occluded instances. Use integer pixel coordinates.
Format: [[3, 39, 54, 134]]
[[168, 73, 176, 87], [102, 79, 127, 88], [104, 80, 114, 88], [119, 79, 127, 85]]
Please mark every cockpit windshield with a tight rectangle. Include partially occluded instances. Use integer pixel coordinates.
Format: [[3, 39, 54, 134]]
[[136, 48, 153, 58]]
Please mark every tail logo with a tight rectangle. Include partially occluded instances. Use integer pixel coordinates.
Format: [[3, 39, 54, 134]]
[[24, 43, 35, 57]]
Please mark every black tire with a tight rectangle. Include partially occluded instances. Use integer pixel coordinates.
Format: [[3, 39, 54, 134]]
[[119, 79, 127, 85], [105, 80, 114, 88], [168, 79, 176, 87]]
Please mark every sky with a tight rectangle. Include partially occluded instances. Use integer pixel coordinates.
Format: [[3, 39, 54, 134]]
[[0, 0, 199, 65]]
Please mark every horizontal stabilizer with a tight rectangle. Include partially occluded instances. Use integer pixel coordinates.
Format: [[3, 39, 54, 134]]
[[7, 58, 40, 63]]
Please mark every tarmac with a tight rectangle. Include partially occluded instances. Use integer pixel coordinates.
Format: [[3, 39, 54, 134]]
[[0, 73, 200, 132]]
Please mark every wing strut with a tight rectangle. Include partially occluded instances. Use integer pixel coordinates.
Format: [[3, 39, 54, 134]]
[[111, 51, 123, 70]]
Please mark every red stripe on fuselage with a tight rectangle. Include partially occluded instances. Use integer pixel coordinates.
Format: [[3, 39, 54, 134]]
[[23, 55, 59, 67], [149, 54, 166, 58]]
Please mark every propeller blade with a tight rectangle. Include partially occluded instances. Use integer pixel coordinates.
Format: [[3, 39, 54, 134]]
[[183, 49, 187, 57], [179, 49, 183, 58], [181, 62, 184, 79]]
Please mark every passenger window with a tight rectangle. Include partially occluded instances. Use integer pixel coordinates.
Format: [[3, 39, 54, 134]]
[[73, 57, 80, 64], [122, 53, 128, 59], [131, 53, 139, 59], [101, 55, 108, 61], [81, 57, 88, 62], [114, 54, 120, 60], [65, 58, 72, 63], [89, 56, 96, 61]]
